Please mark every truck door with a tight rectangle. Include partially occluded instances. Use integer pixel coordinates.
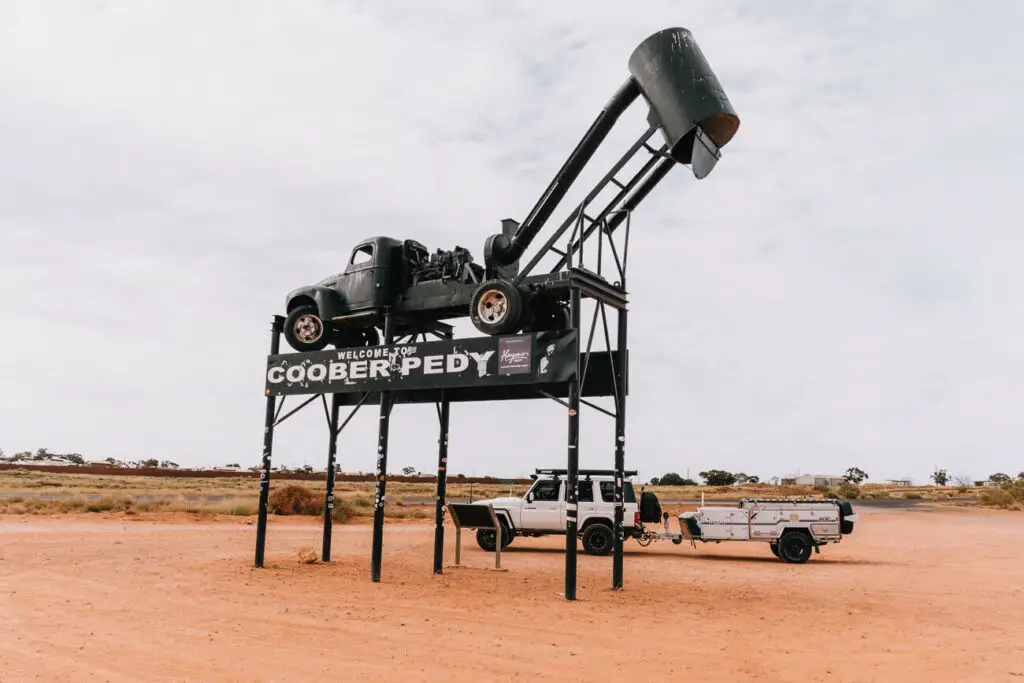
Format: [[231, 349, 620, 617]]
[[520, 479, 564, 531], [340, 242, 387, 312], [576, 480, 596, 527]]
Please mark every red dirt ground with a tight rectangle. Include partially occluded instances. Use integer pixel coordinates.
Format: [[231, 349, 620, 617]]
[[1, 506, 1023, 682]]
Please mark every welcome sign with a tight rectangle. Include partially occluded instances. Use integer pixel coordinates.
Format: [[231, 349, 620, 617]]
[[265, 330, 579, 396]]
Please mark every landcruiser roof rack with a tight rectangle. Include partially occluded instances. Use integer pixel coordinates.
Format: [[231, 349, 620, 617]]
[[533, 468, 638, 477]]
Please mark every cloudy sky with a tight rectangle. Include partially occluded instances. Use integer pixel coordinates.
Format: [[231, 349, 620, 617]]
[[2, 1, 1022, 485]]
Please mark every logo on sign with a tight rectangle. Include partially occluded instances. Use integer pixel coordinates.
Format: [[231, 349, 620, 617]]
[[498, 336, 531, 375]]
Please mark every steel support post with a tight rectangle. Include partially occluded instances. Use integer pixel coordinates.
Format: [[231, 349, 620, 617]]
[[321, 393, 341, 562], [370, 313, 396, 582], [564, 286, 582, 600], [432, 390, 451, 574], [254, 315, 284, 568], [612, 302, 628, 589]]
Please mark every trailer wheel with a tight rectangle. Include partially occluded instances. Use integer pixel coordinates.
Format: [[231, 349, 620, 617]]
[[778, 531, 813, 564], [581, 523, 614, 556], [470, 280, 524, 335]]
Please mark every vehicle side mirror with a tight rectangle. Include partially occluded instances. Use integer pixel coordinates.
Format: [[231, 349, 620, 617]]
[[526, 493, 533, 503]]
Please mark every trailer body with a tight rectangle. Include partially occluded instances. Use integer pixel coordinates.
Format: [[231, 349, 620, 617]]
[[678, 498, 858, 563]]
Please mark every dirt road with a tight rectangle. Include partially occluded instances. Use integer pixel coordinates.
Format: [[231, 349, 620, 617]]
[[1, 506, 1022, 682]]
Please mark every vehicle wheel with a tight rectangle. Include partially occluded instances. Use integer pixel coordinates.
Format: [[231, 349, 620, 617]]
[[778, 532, 813, 564], [475, 523, 513, 552], [284, 305, 328, 352], [470, 280, 523, 335], [581, 523, 614, 556], [769, 542, 780, 558]]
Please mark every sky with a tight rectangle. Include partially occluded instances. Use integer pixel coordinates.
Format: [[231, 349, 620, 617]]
[[1, 0, 1023, 486]]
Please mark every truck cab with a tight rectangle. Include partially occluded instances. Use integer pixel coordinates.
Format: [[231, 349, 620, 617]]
[[329, 236, 416, 313]]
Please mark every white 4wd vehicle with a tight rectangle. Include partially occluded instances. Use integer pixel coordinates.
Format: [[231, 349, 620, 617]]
[[471, 469, 666, 556]]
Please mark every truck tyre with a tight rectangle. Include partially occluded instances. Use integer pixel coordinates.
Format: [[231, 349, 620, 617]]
[[581, 523, 614, 556], [769, 542, 780, 559], [284, 305, 329, 352], [475, 523, 513, 552], [778, 531, 813, 564], [470, 280, 524, 335]]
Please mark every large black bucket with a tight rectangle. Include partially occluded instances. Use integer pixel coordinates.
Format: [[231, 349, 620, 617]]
[[628, 27, 740, 177]]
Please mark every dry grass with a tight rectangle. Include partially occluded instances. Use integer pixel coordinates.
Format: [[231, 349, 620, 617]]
[[0, 494, 260, 517], [0, 470, 451, 521], [0, 468, 526, 502], [978, 479, 1024, 510], [1, 468, 1005, 520]]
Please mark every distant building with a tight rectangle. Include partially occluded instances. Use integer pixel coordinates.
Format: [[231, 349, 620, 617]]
[[886, 479, 912, 487], [793, 474, 846, 487]]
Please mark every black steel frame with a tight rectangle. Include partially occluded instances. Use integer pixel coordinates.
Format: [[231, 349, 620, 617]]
[[254, 172, 636, 604]]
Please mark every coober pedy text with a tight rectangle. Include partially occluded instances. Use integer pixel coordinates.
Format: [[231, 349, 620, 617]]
[[266, 346, 496, 385]]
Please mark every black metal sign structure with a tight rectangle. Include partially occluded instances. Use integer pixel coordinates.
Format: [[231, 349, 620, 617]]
[[252, 25, 740, 601], [252, 279, 627, 600], [266, 331, 578, 396]]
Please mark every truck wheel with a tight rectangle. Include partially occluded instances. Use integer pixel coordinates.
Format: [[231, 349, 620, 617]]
[[581, 523, 614, 556], [769, 542, 780, 558], [475, 524, 513, 552], [778, 532, 813, 564], [470, 281, 523, 335], [284, 305, 329, 352]]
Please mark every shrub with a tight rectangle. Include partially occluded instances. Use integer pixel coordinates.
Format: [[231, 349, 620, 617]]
[[837, 483, 861, 500], [1001, 479, 1024, 504], [905, 492, 922, 499], [269, 485, 319, 515], [956, 486, 969, 495], [980, 488, 1016, 509], [331, 498, 356, 523]]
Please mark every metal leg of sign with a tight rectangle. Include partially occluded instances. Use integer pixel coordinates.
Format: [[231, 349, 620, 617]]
[[433, 389, 451, 574], [321, 393, 341, 563], [564, 287, 582, 601], [370, 313, 396, 583], [612, 304, 627, 590], [255, 315, 284, 569], [453, 515, 463, 568]]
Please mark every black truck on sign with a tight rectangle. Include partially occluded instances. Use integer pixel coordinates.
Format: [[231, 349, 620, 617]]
[[280, 27, 741, 353]]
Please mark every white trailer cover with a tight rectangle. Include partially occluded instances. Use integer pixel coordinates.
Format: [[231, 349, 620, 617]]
[[696, 507, 750, 540]]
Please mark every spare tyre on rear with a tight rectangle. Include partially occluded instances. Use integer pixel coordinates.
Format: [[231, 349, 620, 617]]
[[639, 491, 662, 524]]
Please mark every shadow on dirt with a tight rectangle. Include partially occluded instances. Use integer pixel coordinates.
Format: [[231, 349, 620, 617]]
[[684, 553, 891, 567], [494, 545, 890, 566]]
